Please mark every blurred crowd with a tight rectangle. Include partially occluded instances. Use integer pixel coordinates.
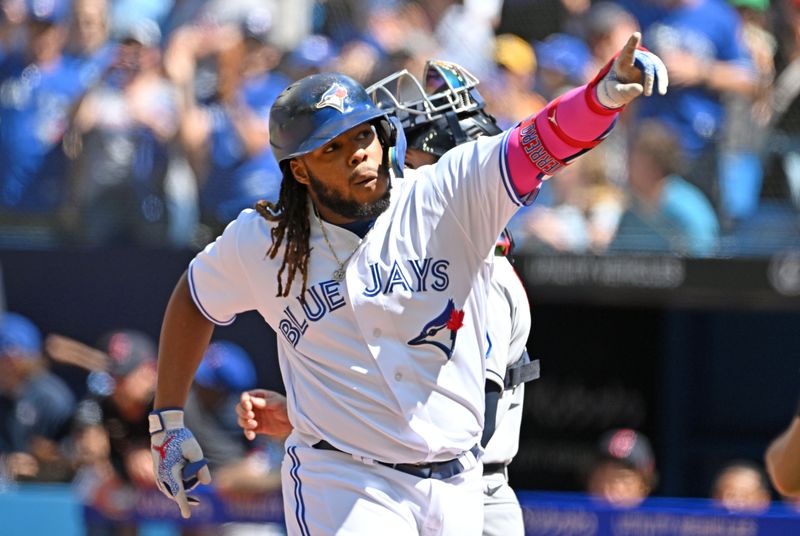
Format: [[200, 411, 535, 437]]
[[0, 0, 796, 256], [0, 310, 285, 534]]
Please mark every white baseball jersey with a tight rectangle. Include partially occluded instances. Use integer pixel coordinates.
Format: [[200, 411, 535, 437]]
[[483, 256, 531, 466], [189, 130, 530, 465]]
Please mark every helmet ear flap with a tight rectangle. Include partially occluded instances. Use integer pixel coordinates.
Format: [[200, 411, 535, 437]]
[[376, 116, 406, 178]]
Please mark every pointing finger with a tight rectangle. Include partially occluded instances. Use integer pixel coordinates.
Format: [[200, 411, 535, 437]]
[[620, 32, 641, 66]]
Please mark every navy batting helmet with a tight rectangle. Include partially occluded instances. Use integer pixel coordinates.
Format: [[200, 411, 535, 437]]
[[367, 60, 502, 158], [270, 72, 404, 175]]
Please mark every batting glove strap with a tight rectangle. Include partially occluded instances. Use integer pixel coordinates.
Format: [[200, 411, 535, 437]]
[[597, 69, 628, 109], [149, 408, 185, 434]]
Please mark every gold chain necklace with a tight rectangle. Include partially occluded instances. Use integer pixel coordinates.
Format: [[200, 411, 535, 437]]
[[313, 208, 363, 282]]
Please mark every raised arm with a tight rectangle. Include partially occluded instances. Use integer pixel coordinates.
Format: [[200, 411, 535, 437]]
[[506, 32, 667, 197]]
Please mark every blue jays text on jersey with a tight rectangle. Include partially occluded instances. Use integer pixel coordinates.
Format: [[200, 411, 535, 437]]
[[278, 256, 452, 348]]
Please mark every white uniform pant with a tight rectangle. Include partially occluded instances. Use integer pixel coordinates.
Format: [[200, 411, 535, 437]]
[[482, 470, 524, 536], [281, 439, 484, 536]]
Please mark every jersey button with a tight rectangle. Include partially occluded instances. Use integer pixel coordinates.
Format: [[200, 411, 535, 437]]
[[372, 328, 382, 338], [394, 371, 403, 381]]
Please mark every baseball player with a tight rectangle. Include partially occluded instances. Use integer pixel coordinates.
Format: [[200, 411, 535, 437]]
[[149, 33, 666, 536], [237, 62, 538, 535]]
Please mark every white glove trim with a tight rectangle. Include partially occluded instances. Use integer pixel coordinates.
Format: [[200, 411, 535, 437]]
[[149, 408, 185, 433]]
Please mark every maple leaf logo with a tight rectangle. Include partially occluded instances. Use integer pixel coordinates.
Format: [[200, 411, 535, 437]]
[[447, 309, 464, 331]]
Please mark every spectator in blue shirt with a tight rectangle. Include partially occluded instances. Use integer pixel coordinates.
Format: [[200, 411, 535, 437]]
[[633, 0, 758, 207], [610, 120, 720, 257], [0, 312, 75, 482], [165, 9, 287, 236], [0, 0, 84, 241]]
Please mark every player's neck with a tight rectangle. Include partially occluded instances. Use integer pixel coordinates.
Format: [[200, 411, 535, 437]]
[[337, 218, 375, 239], [314, 203, 356, 226]]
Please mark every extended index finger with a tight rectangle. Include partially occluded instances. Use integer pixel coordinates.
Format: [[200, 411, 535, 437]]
[[619, 32, 641, 66]]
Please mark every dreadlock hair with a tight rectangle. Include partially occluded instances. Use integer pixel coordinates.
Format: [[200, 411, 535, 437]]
[[255, 163, 311, 301]]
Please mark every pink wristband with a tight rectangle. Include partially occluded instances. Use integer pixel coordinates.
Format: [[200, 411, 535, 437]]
[[505, 84, 621, 197]]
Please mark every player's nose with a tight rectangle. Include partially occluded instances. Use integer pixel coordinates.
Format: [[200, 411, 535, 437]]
[[348, 145, 369, 167]]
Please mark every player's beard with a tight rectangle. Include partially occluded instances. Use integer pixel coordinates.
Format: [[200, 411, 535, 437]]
[[306, 167, 391, 221]]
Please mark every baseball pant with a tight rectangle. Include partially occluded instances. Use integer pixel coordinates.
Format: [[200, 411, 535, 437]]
[[482, 470, 524, 536], [281, 438, 483, 536]]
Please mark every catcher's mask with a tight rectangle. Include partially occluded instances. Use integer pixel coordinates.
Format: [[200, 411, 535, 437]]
[[367, 60, 502, 158]]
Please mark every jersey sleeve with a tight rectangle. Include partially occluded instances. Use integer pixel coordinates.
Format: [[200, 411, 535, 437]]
[[188, 210, 261, 325], [417, 132, 531, 262]]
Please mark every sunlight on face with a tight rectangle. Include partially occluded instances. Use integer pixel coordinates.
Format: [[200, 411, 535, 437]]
[[293, 122, 390, 223]]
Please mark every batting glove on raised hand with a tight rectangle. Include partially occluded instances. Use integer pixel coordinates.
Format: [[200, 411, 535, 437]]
[[149, 408, 211, 519], [593, 32, 669, 109]]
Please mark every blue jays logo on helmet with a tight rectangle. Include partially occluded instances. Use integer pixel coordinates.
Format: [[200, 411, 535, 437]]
[[408, 299, 465, 359], [315, 83, 349, 113]]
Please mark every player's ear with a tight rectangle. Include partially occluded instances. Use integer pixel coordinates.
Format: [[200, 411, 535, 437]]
[[289, 159, 310, 185]]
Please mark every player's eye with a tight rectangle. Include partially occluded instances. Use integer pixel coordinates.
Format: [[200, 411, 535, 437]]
[[355, 127, 374, 141], [322, 142, 339, 154]]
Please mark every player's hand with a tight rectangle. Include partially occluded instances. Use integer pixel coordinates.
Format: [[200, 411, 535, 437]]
[[149, 408, 211, 519], [236, 389, 293, 440], [595, 32, 668, 109]]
